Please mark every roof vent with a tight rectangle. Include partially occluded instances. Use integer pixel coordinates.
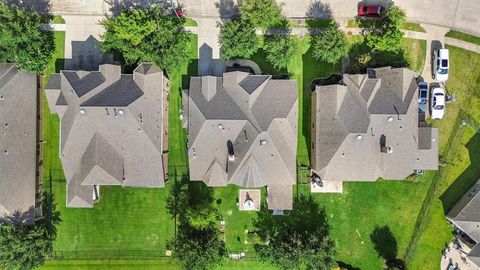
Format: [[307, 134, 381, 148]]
[[386, 147, 393, 154], [118, 109, 124, 115], [79, 109, 86, 114], [356, 135, 363, 140], [0, 95, 4, 100], [260, 139, 267, 146], [3, 150, 7, 155], [218, 124, 224, 129], [4, 122, 8, 127], [192, 148, 197, 159], [387, 117, 393, 122], [105, 108, 110, 117]]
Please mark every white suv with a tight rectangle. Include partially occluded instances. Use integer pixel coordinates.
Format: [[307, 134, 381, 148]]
[[433, 49, 449, 82]]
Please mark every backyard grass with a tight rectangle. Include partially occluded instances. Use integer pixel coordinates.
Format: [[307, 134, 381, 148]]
[[445, 30, 480, 46], [42, 34, 198, 260], [407, 46, 480, 269]]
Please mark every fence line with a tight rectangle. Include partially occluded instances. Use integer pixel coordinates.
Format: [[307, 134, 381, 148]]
[[403, 109, 479, 264]]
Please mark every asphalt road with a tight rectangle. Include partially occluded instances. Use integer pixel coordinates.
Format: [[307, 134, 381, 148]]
[[51, 0, 480, 36]]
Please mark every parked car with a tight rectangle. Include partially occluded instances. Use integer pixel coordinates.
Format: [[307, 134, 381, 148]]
[[418, 82, 428, 112], [358, 5, 385, 17], [433, 49, 449, 81], [431, 87, 445, 119]]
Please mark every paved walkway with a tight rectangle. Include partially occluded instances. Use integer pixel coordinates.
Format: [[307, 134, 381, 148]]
[[445, 37, 480, 53], [440, 242, 477, 270]]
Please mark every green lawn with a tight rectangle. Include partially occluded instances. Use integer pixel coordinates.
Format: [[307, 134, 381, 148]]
[[407, 46, 480, 269], [51, 16, 65, 24], [348, 35, 426, 74], [42, 34, 198, 261], [445, 30, 480, 46], [43, 31, 65, 82], [347, 19, 425, 32], [183, 17, 197, 27]]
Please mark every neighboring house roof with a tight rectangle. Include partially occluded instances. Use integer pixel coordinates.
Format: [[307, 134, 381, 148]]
[[0, 64, 37, 224], [45, 63, 168, 208], [312, 67, 438, 182], [447, 179, 480, 242], [447, 179, 480, 267], [186, 71, 298, 210]]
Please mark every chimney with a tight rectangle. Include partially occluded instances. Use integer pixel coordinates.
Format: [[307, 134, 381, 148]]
[[99, 64, 121, 82]]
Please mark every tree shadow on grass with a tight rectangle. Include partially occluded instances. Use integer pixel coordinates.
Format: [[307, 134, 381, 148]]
[[440, 132, 480, 214], [248, 49, 287, 77], [370, 225, 406, 269]]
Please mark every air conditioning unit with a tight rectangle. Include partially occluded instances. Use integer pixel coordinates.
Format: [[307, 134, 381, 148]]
[[228, 154, 235, 161]]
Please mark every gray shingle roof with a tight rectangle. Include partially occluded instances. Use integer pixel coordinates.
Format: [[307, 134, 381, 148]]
[[81, 75, 144, 107], [45, 63, 168, 208], [312, 67, 438, 182], [63, 71, 105, 97], [447, 179, 480, 242], [0, 64, 37, 224], [187, 71, 298, 210]]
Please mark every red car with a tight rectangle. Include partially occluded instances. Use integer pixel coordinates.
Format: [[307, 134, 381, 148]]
[[358, 5, 385, 17]]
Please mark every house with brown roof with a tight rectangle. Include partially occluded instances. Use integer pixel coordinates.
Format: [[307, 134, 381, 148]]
[[45, 63, 169, 207]]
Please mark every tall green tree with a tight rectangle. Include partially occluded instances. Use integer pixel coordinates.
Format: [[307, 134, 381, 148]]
[[253, 195, 336, 270], [311, 23, 350, 64], [101, 7, 191, 72], [0, 3, 54, 73], [219, 19, 259, 60], [167, 178, 226, 270], [0, 224, 52, 269], [366, 6, 406, 52], [263, 34, 298, 69], [239, 0, 284, 28], [171, 224, 226, 270]]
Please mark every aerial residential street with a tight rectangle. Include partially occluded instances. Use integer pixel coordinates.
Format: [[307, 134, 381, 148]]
[[1, 1, 480, 270]]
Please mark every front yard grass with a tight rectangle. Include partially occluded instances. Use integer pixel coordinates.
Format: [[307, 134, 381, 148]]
[[347, 19, 425, 32], [445, 30, 480, 46]]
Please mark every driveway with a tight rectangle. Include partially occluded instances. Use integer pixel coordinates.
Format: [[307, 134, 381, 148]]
[[63, 15, 109, 70]]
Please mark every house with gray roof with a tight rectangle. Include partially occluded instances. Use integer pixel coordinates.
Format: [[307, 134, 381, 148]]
[[0, 64, 38, 224], [447, 179, 480, 267], [45, 63, 169, 208], [311, 67, 438, 188], [184, 72, 298, 210]]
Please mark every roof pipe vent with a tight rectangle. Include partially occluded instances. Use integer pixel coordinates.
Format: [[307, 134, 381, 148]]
[[260, 139, 267, 146], [356, 135, 363, 140], [79, 109, 86, 114]]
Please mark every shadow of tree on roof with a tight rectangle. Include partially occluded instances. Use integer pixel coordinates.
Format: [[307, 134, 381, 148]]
[[440, 132, 480, 214]]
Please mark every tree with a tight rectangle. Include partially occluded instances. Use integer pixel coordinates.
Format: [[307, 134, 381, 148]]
[[166, 177, 226, 270], [0, 224, 52, 269], [253, 195, 336, 270], [263, 34, 298, 69], [100, 7, 191, 72], [0, 3, 54, 73], [239, 0, 284, 28], [311, 23, 350, 64], [366, 6, 406, 52], [171, 225, 226, 270], [0, 192, 61, 270], [219, 19, 259, 60]]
